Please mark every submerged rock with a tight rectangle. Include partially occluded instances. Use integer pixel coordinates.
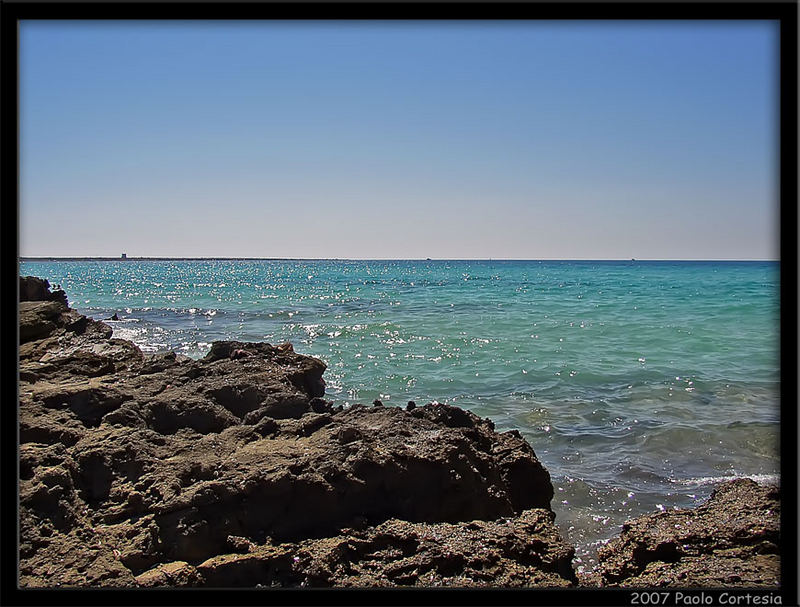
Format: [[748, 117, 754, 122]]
[[18, 277, 567, 588], [596, 479, 780, 587]]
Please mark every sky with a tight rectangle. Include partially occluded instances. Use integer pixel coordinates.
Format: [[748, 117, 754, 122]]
[[19, 21, 778, 260]]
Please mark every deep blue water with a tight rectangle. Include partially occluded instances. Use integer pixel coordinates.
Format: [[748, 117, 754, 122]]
[[21, 259, 780, 571]]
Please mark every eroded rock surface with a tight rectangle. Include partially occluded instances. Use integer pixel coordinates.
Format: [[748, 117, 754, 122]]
[[596, 479, 780, 587], [180, 509, 576, 588], [18, 277, 566, 588]]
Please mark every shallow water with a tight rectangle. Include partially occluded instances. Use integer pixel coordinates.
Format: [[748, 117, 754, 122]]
[[21, 259, 780, 570]]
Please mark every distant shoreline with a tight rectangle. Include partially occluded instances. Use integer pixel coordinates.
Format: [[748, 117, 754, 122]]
[[20, 257, 778, 263]]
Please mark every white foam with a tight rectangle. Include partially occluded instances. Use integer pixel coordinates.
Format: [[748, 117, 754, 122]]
[[670, 473, 779, 486]]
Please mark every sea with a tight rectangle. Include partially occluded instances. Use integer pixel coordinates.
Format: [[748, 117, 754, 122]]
[[20, 259, 780, 572]]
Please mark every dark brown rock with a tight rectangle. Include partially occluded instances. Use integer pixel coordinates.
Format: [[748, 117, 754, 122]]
[[596, 479, 780, 587], [193, 510, 576, 588], [19, 301, 65, 342], [20, 275, 69, 306]]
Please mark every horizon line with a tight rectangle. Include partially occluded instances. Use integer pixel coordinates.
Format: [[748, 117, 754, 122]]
[[19, 256, 779, 262]]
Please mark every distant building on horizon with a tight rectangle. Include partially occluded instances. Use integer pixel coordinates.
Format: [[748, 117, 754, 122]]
[[121, 253, 127, 259]]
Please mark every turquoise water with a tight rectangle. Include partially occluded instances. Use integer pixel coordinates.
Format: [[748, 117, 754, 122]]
[[20, 259, 780, 571]]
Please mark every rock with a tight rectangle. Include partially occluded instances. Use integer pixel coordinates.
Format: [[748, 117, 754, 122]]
[[194, 510, 576, 588], [18, 279, 119, 354], [195, 544, 295, 587], [139, 351, 180, 375], [226, 535, 256, 554], [135, 561, 200, 587], [336, 426, 362, 444], [596, 479, 780, 587], [19, 301, 66, 343], [18, 277, 567, 588], [309, 398, 332, 414], [203, 340, 326, 398], [20, 275, 69, 306]]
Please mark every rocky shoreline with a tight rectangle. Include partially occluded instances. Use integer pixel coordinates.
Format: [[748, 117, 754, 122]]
[[18, 276, 781, 588]]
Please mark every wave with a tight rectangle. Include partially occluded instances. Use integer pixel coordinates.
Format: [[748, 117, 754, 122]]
[[670, 473, 779, 487]]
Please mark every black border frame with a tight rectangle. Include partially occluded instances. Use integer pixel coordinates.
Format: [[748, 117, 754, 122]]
[[1, 3, 797, 606]]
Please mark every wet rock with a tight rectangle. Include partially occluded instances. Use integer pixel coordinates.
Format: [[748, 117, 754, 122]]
[[596, 479, 780, 587]]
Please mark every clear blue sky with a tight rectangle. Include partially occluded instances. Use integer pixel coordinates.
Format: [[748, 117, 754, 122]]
[[20, 21, 778, 259]]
